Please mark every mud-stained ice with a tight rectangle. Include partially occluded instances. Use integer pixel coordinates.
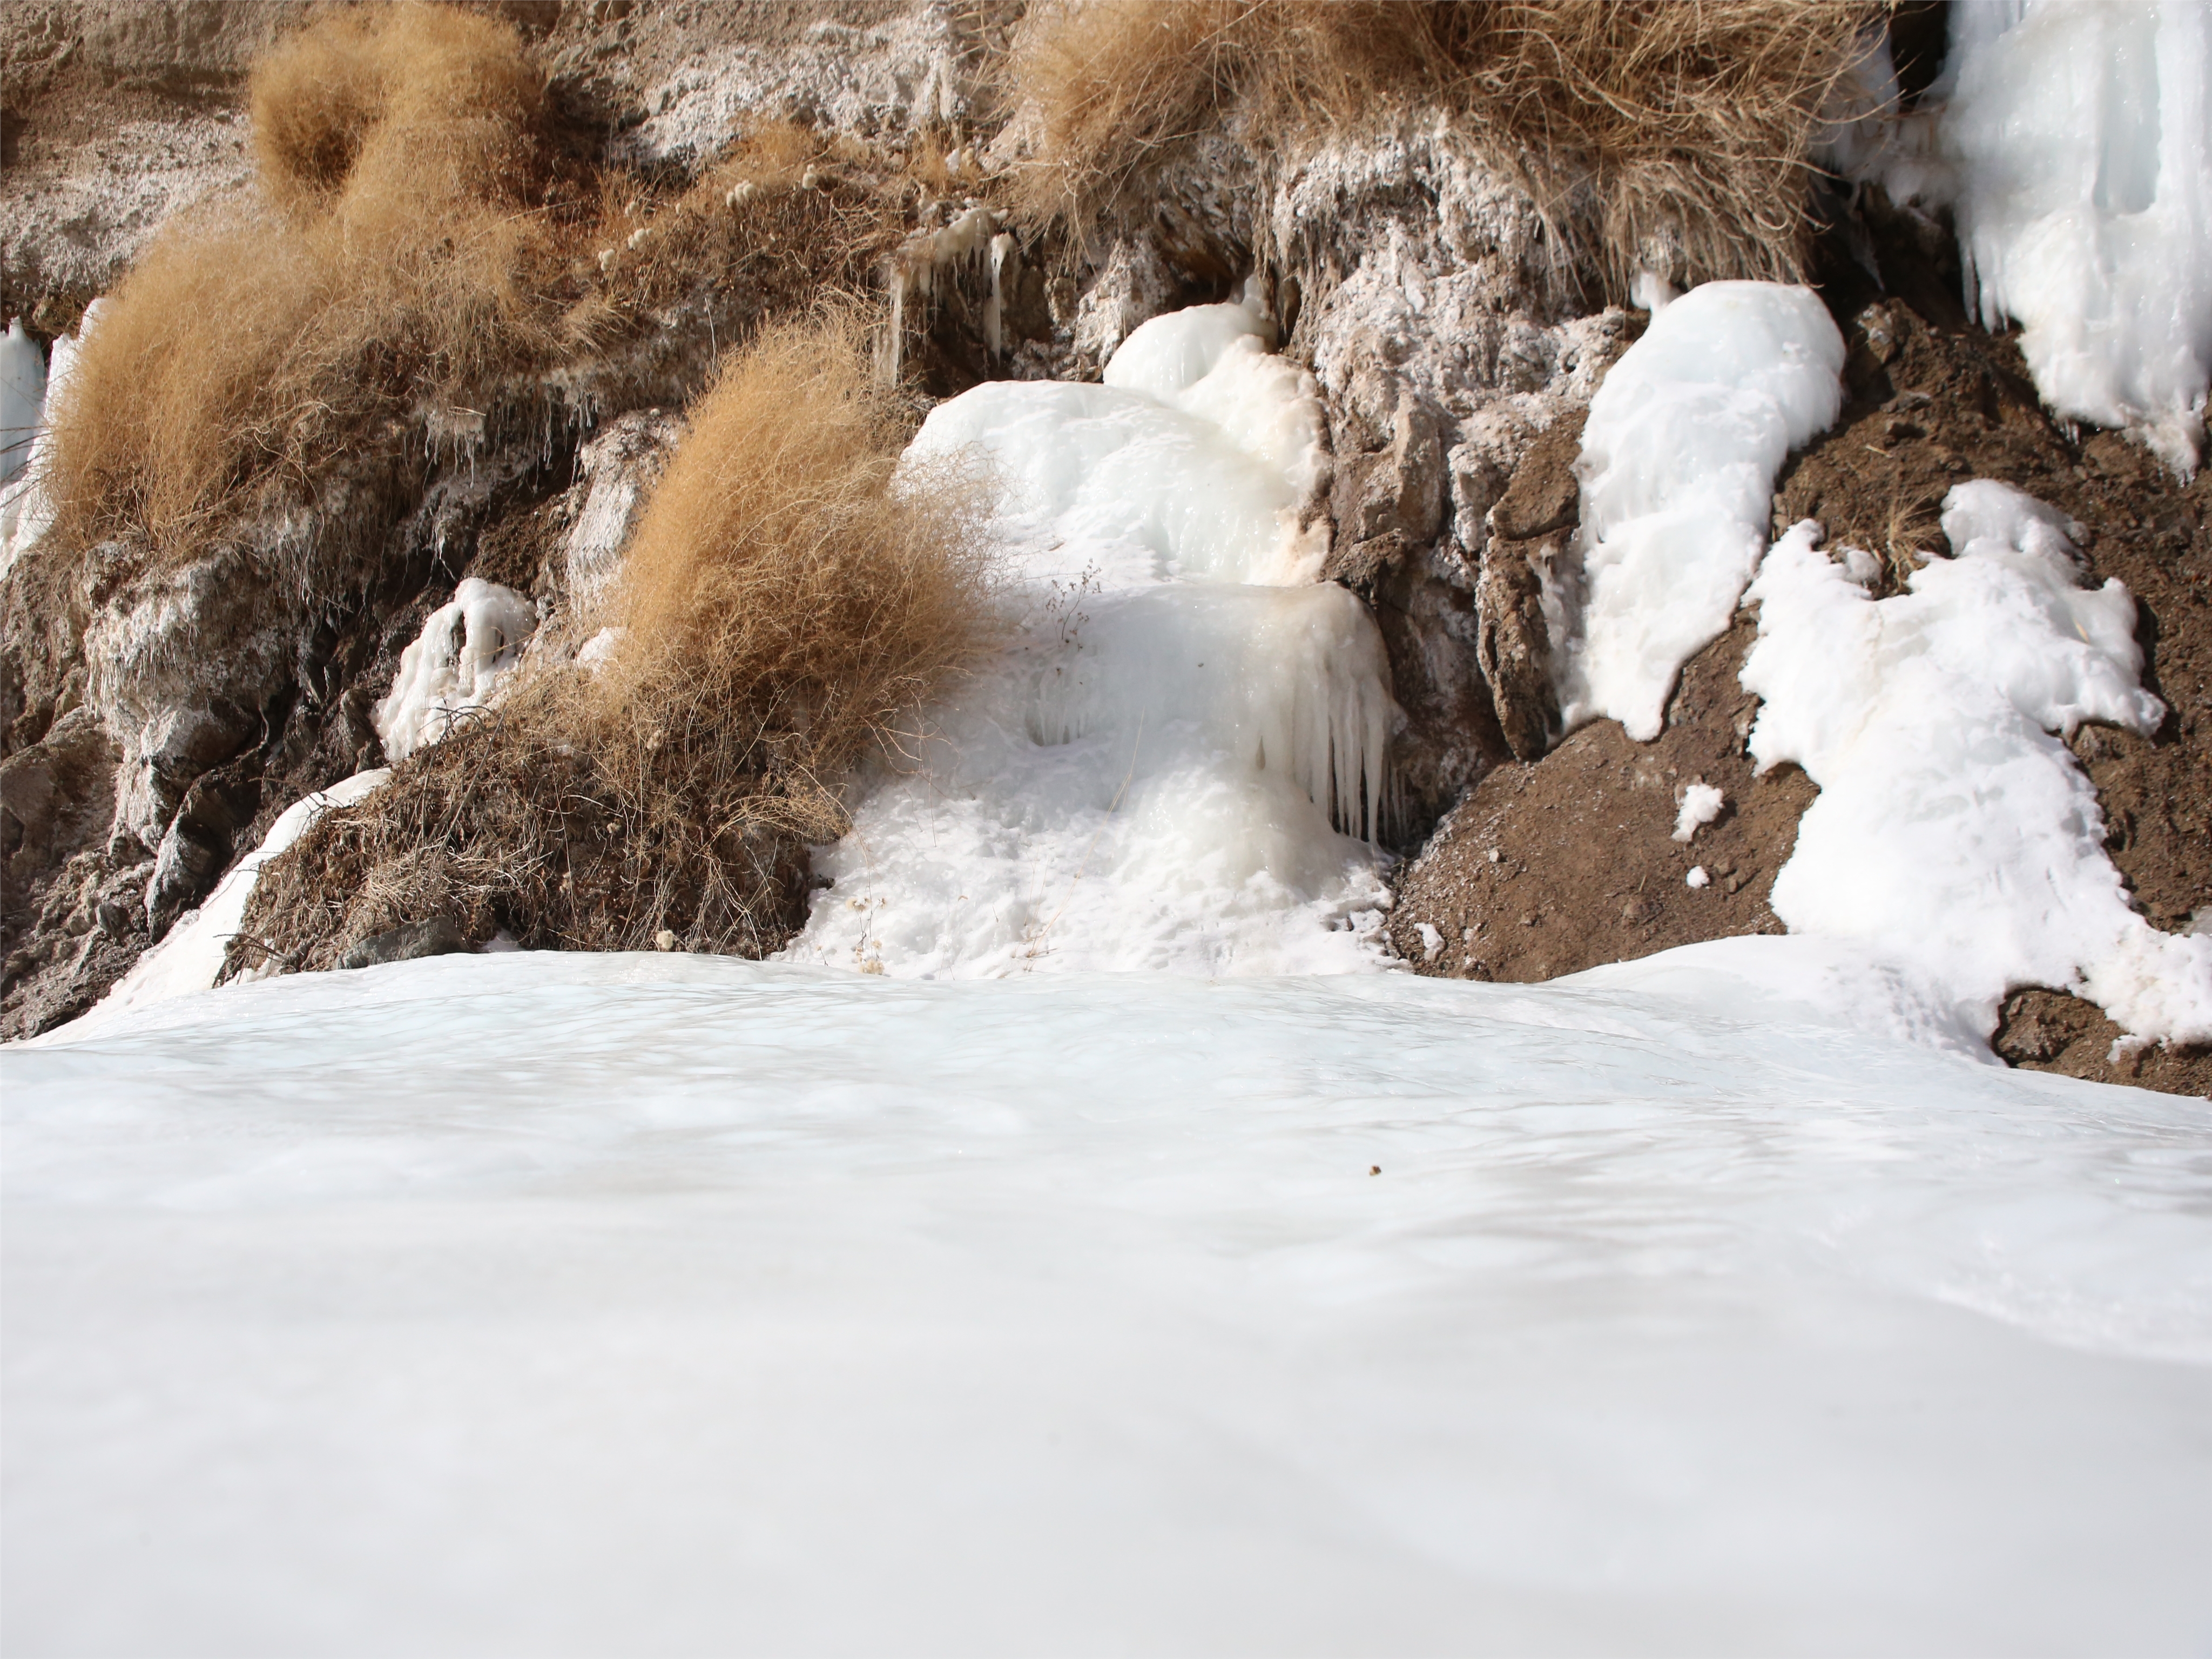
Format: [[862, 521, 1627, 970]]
[[788, 300, 1397, 977]]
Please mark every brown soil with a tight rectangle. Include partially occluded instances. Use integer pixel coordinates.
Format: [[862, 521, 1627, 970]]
[[1387, 619, 1813, 981], [1391, 192, 2211, 1097]]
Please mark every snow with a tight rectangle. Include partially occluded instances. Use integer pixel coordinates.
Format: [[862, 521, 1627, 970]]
[[787, 301, 1392, 977], [1742, 482, 2212, 1046], [1685, 864, 1710, 889], [1671, 782, 1725, 842], [1557, 281, 1846, 741], [1829, 2, 2212, 473], [373, 577, 538, 762], [5, 947, 2208, 1655], [71, 770, 392, 1034]]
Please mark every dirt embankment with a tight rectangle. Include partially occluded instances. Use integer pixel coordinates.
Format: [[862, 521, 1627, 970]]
[[1389, 200, 2211, 1098]]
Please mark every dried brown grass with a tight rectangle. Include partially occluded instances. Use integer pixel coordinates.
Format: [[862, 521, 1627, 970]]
[[1004, 0, 1880, 291], [232, 315, 995, 972], [46, 3, 578, 562]]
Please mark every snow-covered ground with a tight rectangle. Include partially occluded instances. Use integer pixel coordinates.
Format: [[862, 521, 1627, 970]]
[[5, 949, 2208, 1656]]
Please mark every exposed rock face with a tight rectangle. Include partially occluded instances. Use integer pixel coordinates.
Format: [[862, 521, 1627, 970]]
[[3, 4, 2205, 1092], [1260, 117, 1629, 840]]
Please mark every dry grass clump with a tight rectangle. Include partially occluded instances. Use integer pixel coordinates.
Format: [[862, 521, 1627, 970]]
[[1005, 0, 1879, 290], [47, 3, 576, 562], [232, 315, 995, 972], [589, 119, 914, 325]]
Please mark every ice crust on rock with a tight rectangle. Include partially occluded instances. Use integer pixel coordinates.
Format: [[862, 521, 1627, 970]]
[[73, 768, 392, 1033], [373, 578, 538, 763], [788, 301, 1396, 977], [1557, 281, 1846, 741], [1743, 481, 2211, 1046]]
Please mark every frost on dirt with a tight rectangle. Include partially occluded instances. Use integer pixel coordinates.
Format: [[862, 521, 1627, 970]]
[[1832, 2, 2212, 473], [786, 300, 1394, 978], [1743, 480, 2212, 1046], [373, 578, 537, 763], [1556, 281, 1845, 741]]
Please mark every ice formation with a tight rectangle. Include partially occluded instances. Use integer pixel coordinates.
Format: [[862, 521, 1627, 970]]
[[373, 578, 538, 762], [1743, 481, 2212, 1046], [8, 948, 2208, 1654], [0, 319, 46, 487], [787, 300, 1393, 977], [1831, 2, 2212, 473], [1557, 281, 1845, 740], [1671, 782, 1725, 843], [0, 301, 99, 576], [75, 768, 392, 1032]]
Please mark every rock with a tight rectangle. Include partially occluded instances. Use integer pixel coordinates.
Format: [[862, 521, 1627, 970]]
[[336, 916, 470, 972], [1071, 239, 1176, 374], [1474, 535, 1561, 763], [144, 765, 260, 942]]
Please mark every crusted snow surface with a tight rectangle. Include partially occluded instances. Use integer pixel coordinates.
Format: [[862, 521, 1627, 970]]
[[1830, 2, 2212, 472], [787, 301, 1393, 977], [1557, 281, 1845, 741], [373, 578, 538, 763], [71, 769, 392, 1033], [1743, 481, 2211, 1046], [5, 948, 2209, 1654]]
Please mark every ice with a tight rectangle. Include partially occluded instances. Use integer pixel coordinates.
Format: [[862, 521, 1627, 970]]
[[72, 768, 392, 1033], [373, 577, 538, 761], [1944, 1, 2211, 470], [0, 319, 45, 487], [1556, 281, 1845, 740], [0, 300, 100, 577], [1671, 781, 1724, 842], [1742, 482, 2211, 1045], [5, 947, 2208, 1655], [790, 300, 1392, 977], [1830, 2, 2212, 472]]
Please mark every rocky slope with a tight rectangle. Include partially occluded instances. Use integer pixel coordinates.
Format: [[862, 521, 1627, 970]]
[[3, 1, 2205, 1094]]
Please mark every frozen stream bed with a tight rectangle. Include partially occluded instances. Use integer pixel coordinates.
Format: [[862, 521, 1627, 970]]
[[5, 948, 2208, 1655]]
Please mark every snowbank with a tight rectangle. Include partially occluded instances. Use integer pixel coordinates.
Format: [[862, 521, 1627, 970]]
[[791, 301, 1394, 977], [1742, 481, 2211, 1046], [1557, 281, 1845, 740], [72, 768, 392, 1033], [373, 578, 537, 761], [5, 948, 2206, 1654]]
